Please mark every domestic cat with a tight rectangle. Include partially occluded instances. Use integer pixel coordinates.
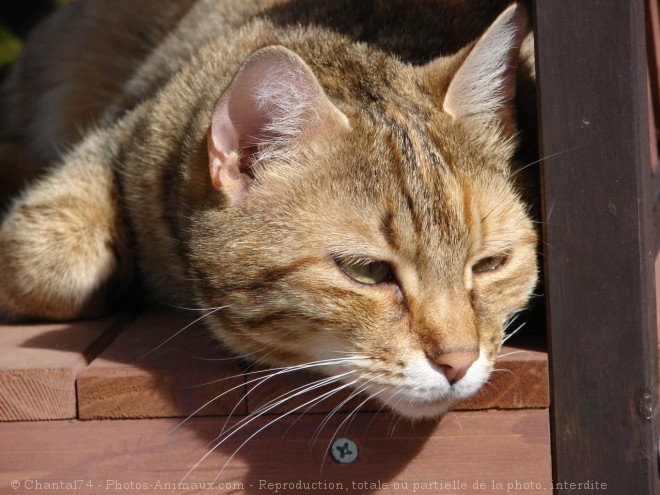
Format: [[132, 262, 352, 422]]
[[0, 0, 538, 419]]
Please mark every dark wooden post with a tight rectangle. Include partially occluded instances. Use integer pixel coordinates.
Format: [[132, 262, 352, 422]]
[[534, 0, 660, 493]]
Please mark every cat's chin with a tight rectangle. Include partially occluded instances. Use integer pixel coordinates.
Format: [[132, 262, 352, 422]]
[[386, 398, 454, 420]]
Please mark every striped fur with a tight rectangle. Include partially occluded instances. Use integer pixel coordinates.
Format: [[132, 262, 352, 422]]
[[0, 0, 537, 418]]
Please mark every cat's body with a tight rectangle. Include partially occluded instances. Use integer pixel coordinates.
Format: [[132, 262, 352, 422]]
[[0, 0, 538, 418]]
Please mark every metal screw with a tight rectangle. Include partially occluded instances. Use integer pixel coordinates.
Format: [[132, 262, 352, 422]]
[[331, 437, 358, 464], [638, 392, 656, 420]]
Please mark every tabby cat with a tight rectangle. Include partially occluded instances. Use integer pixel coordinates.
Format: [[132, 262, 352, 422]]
[[0, 0, 538, 419]]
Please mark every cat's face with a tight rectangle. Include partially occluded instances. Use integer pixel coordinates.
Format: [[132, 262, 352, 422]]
[[190, 4, 537, 418], [192, 99, 537, 417]]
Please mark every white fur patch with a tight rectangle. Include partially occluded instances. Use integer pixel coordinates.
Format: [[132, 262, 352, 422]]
[[371, 349, 491, 419]]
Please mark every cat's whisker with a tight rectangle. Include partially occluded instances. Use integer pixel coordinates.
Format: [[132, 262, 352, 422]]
[[343, 382, 390, 433], [387, 397, 405, 440], [503, 310, 522, 328], [538, 238, 554, 251], [508, 145, 582, 179], [545, 199, 557, 222], [478, 380, 499, 396], [191, 355, 368, 389], [181, 346, 268, 362], [308, 394, 358, 447], [279, 377, 356, 439], [141, 306, 225, 359], [447, 410, 463, 431], [182, 366, 277, 392], [172, 358, 364, 433], [241, 347, 283, 368], [502, 311, 524, 335], [320, 381, 391, 472], [239, 347, 278, 369], [275, 366, 376, 438], [157, 302, 232, 312], [193, 371, 270, 435], [386, 411, 398, 439], [180, 374, 358, 483], [310, 372, 381, 446], [388, 402, 407, 439], [481, 372, 520, 402], [214, 372, 356, 441], [361, 388, 406, 441], [502, 320, 528, 343], [216, 369, 347, 437], [226, 371, 356, 436], [489, 368, 517, 379], [213, 356, 368, 434], [202, 378, 361, 484], [172, 372, 274, 434], [497, 350, 530, 359], [481, 196, 512, 223]]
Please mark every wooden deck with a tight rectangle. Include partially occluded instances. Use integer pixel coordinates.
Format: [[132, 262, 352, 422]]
[[0, 310, 551, 494], [2, 1, 660, 493]]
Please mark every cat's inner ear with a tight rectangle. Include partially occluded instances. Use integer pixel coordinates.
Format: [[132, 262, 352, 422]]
[[439, 3, 527, 139], [207, 45, 350, 203]]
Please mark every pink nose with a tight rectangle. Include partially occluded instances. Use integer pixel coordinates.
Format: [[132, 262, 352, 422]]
[[430, 351, 479, 385]]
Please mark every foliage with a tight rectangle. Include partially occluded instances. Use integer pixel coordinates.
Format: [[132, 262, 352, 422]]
[[0, 26, 22, 69]]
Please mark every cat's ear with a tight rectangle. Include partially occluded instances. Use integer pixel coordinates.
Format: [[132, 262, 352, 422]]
[[437, 3, 527, 139], [207, 45, 350, 203]]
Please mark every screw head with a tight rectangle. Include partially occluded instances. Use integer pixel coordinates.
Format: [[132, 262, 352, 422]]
[[331, 437, 358, 464], [638, 392, 656, 420]]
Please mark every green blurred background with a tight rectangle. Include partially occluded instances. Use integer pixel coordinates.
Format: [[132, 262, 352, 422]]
[[0, 0, 70, 72]]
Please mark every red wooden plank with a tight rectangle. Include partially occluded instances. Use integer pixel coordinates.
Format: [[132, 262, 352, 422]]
[[456, 344, 548, 410], [0, 409, 551, 494], [77, 310, 247, 419], [76, 309, 546, 419], [0, 316, 125, 421]]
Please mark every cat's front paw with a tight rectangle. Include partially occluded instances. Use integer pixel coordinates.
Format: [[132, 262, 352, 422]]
[[0, 152, 130, 321], [0, 203, 117, 321]]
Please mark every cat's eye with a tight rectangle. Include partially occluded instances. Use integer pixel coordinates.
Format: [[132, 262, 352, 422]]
[[336, 259, 393, 285], [472, 255, 508, 274]]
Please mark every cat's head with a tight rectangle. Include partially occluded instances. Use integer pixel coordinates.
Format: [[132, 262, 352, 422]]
[[191, 4, 537, 418]]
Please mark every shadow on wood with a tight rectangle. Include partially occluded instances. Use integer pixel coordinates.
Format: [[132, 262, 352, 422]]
[[6, 309, 550, 493]]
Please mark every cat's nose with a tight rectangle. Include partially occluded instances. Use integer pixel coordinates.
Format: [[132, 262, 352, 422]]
[[430, 351, 479, 385]]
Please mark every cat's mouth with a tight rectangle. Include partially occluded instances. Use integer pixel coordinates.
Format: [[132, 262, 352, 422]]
[[337, 352, 492, 420]]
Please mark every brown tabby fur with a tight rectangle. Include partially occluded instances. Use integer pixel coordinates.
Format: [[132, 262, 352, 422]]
[[0, 0, 538, 418]]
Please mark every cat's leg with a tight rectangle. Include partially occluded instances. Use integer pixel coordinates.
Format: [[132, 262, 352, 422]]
[[0, 135, 132, 320]]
